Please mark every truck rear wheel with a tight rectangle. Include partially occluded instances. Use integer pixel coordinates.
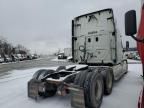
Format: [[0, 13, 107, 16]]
[[74, 70, 89, 86], [84, 70, 104, 108], [56, 66, 66, 72], [74, 69, 104, 108], [32, 69, 55, 80], [101, 68, 114, 95], [32, 69, 57, 97], [124, 60, 128, 74]]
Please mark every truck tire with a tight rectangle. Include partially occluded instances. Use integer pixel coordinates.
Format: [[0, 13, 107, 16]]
[[78, 70, 89, 87], [84, 70, 104, 108], [83, 72, 93, 107], [74, 71, 83, 85], [32, 69, 55, 80], [101, 68, 114, 95], [56, 66, 66, 72], [31, 70, 57, 97], [74, 70, 89, 86], [33, 69, 46, 80], [124, 60, 128, 74]]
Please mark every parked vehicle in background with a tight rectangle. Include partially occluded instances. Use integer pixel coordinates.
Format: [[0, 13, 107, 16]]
[[17, 54, 23, 61], [0, 57, 4, 63], [0, 55, 4, 63], [4, 55, 12, 62], [127, 53, 135, 59], [58, 53, 67, 59], [32, 54, 38, 59], [22, 56, 28, 60], [26, 55, 32, 60], [67, 56, 73, 61], [14, 56, 19, 61], [135, 54, 141, 60], [124, 51, 141, 60], [11, 55, 16, 62]]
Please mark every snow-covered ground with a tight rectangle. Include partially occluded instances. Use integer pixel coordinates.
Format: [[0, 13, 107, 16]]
[[0, 63, 143, 108], [51, 57, 67, 62], [128, 59, 141, 64]]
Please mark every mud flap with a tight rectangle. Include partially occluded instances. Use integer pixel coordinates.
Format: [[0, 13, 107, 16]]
[[69, 85, 85, 108], [28, 79, 41, 100]]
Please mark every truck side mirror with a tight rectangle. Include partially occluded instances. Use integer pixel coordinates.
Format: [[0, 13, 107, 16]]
[[125, 10, 137, 36]]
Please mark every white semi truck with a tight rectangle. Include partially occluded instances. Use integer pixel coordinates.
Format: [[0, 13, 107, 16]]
[[28, 8, 128, 108]]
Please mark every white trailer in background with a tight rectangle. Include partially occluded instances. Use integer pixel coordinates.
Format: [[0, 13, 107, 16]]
[[64, 48, 72, 57]]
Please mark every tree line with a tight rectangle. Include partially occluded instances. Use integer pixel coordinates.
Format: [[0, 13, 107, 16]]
[[0, 36, 29, 58]]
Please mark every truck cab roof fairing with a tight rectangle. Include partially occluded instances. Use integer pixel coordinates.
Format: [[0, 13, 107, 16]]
[[75, 8, 113, 20]]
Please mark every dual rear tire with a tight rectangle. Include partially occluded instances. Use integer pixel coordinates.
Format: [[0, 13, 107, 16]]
[[74, 69, 104, 108], [31, 69, 57, 97], [101, 68, 114, 95], [74, 68, 114, 108]]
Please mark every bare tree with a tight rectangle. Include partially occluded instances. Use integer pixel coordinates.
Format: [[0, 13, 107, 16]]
[[0, 36, 29, 58]]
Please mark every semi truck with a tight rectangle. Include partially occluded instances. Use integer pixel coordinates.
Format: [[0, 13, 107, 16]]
[[28, 8, 128, 108], [125, 0, 144, 107]]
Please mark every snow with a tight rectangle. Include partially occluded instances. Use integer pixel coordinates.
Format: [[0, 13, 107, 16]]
[[101, 63, 143, 108], [128, 59, 141, 64], [51, 58, 67, 62], [66, 64, 88, 71], [0, 63, 143, 108]]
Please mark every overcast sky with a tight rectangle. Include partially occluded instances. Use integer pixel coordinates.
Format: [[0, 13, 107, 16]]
[[0, 0, 141, 54]]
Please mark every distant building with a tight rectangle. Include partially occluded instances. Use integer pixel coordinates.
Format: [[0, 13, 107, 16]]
[[64, 48, 72, 57]]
